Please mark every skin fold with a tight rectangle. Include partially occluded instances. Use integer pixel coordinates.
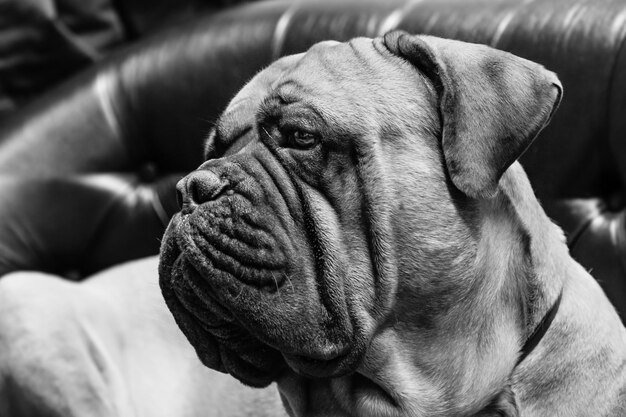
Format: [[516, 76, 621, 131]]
[[161, 32, 626, 416]]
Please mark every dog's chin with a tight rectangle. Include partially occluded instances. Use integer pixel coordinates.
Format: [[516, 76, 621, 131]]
[[277, 366, 403, 417], [159, 214, 369, 386], [171, 254, 367, 381], [283, 345, 364, 379], [159, 245, 286, 387]]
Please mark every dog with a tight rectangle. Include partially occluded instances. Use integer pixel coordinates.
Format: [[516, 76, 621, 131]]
[[159, 31, 626, 416], [0, 258, 285, 416], [1, 31, 625, 417]]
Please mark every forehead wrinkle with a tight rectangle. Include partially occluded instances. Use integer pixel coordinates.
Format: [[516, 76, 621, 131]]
[[262, 40, 409, 139], [272, 79, 309, 102], [312, 39, 381, 83], [348, 38, 377, 69], [296, 45, 348, 84], [265, 74, 331, 127]]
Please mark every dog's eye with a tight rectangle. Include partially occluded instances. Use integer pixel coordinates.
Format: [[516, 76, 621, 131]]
[[285, 129, 319, 150]]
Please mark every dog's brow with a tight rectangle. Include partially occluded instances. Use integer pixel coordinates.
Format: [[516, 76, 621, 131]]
[[257, 97, 277, 121], [348, 40, 365, 60], [257, 89, 328, 133], [372, 37, 392, 58], [274, 80, 307, 101]]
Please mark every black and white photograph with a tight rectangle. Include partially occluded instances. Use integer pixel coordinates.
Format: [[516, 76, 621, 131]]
[[0, 0, 625, 415]]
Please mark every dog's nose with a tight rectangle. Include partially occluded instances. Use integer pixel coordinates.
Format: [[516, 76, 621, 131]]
[[176, 170, 228, 210]]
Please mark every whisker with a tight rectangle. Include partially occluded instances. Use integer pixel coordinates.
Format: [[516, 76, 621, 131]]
[[272, 272, 282, 298], [284, 272, 295, 294]]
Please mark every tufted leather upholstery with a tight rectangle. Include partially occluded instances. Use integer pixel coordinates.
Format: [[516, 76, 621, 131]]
[[1, 0, 626, 319]]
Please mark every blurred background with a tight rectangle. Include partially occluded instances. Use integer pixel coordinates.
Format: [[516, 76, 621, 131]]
[[0, 0, 256, 121]]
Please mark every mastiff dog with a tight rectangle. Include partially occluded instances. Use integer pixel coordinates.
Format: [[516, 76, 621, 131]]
[[160, 31, 626, 416]]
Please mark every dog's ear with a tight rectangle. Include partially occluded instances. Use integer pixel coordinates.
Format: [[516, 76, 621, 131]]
[[383, 31, 562, 199]]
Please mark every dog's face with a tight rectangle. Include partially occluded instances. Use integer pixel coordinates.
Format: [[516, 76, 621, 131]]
[[160, 32, 561, 416]]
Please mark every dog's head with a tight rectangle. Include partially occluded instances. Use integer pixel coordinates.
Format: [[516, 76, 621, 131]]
[[159, 31, 561, 415]]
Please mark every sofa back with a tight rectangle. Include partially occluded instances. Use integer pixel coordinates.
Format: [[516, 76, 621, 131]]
[[1, 0, 625, 317]]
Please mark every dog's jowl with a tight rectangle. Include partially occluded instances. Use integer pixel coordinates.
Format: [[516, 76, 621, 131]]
[[159, 31, 626, 417]]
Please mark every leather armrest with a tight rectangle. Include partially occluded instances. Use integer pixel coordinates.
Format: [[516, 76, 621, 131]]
[[0, 174, 179, 277]]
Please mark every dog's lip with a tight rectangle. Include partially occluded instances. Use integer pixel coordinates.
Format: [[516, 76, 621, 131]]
[[283, 342, 362, 379], [168, 214, 368, 382], [290, 339, 350, 362], [165, 252, 286, 386], [172, 248, 360, 379]]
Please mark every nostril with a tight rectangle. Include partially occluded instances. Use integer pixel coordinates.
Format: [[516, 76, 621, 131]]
[[189, 180, 202, 206]]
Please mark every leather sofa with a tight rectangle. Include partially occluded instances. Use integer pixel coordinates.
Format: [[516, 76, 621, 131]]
[[1, 0, 625, 324], [0, 0, 254, 121]]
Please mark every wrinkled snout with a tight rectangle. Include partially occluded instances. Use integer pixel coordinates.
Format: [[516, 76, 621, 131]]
[[160, 153, 361, 386]]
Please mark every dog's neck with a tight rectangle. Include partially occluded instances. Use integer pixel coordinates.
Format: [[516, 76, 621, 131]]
[[477, 164, 567, 340], [452, 164, 570, 414], [277, 164, 625, 417], [431, 163, 611, 415], [366, 163, 571, 416], [477, 165, 626, 415]]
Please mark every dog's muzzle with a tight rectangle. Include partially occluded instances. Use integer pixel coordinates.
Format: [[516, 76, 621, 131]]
[[159, 151, 365, 387]]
